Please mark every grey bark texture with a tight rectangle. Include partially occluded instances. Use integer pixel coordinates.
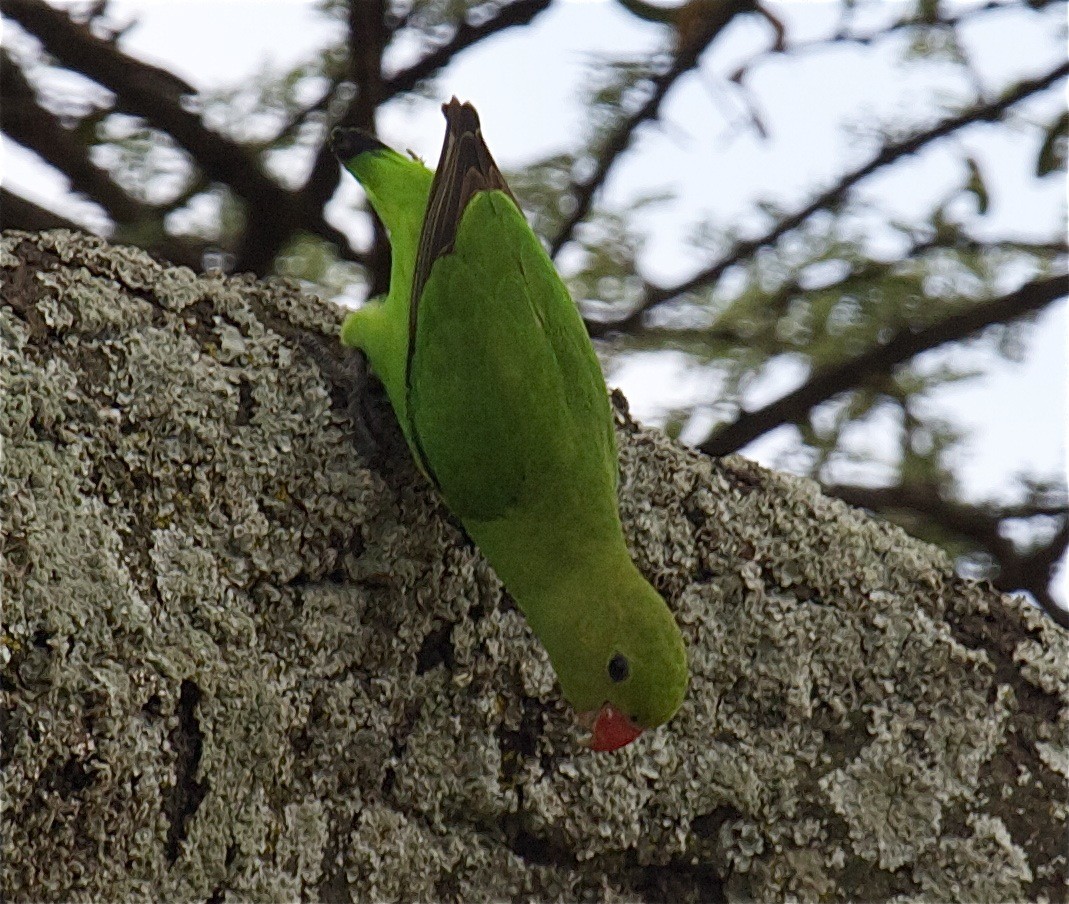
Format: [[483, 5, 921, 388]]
[[1, 229, 1066, 903]]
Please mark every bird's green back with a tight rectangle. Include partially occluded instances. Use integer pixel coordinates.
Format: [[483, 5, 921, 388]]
[[411, 190, 618, 527]]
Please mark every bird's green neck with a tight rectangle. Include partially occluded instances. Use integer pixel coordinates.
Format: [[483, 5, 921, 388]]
[[466, 500, 628, 603], [467, 510, 646, 711]]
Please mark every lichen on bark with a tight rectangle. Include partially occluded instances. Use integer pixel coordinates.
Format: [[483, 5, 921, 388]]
[[2, 230, 1066, 902]]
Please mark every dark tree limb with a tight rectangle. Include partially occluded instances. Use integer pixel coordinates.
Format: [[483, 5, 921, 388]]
[[296, 0, 552, 298], [0, 190, 214, 273], [1, 0, 365, 274], [1000, 520, 1069, 624], [991, 501, 1069, 520], [1, 0, 258, 192], [301, 0, 409, 298], [0, 0, 195, 102], [0, 47, 211, 270], [1, 49, 151, 224], [1, 188, 84, 233], [697, 274, 1068, 456], [1, 0, 554, 278]]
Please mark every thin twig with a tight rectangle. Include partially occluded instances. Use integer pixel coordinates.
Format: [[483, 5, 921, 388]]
[[588, 229, 1067, 341], [549, 0, 761, 259], [383, 0, 551, 98], [590, 62, 1069, 335], [729, 0, 1014, 84]]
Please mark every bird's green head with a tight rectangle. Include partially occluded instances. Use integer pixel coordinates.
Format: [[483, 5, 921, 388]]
[[534, 561, 689, 752]]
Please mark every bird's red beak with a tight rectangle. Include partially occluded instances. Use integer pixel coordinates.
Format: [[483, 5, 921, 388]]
[[578, 703, 644, 752]]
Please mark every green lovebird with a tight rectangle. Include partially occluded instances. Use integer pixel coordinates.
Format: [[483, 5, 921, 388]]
[[331, 99, 687, 751]]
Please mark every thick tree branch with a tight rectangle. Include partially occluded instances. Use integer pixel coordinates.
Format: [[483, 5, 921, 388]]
[[1, 49, 150, 224], [1, 188, 83, 233], [3, 229, 1066, 902], [592, 62, 1069, 335], [824, 482, 1069, 628], [697, 274, 1068, 456]]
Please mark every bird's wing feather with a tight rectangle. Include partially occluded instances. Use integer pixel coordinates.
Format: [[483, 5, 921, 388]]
[[409, 191, 616, 523]]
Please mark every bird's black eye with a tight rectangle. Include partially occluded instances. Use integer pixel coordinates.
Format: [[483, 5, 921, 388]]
[[608, 653, 630, 683]]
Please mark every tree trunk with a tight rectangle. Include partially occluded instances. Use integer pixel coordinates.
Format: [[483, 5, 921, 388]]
[[2, 230, 1066, 903]]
